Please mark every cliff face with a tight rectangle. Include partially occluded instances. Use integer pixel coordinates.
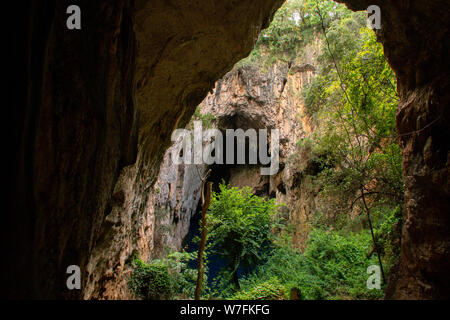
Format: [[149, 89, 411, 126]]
[[151, 59, 319, 257], [84, 147, 206, 299]]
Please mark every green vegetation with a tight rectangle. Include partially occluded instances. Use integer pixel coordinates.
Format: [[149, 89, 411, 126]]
[[190, 107, 217, 129], [231, 278, 287, 300], [205, 183, 283, 292], [236, 0, 356, 70], [128, 252, 200, 300], [128, 257, 174, 300], [298, 0, 403, 277], [229, 0, 402, 300], [235, 230, 384, 300]]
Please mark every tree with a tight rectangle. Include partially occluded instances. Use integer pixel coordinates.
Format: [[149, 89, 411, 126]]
[[300, 5, 403, 278], [195, 167, 212, 300], [237, 0, 345, 69], [206, 183, 282, 290]]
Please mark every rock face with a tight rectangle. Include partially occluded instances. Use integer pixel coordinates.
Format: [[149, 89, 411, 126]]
[[7, 0, 284, 299], [185, 61, 319, 249], [337, 0, 450, 299], [84, 147, 207, 299]]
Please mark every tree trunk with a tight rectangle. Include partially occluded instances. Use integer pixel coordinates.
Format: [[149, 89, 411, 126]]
[[195, 182, 212, 300]]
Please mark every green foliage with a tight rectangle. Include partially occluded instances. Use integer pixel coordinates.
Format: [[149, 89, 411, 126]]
[[206, 183, 283, 291], [297, 2, 403, 274], [303, 76, 327, 117], [231, 278, 287, 300], [256, 1, 306, 63], [372, 205, 403, 270], [191, 107, 217, 129], [236, 0, 350, 70], [234, 49, 263, 70], [234, 229, 384, 300], [209, 1, 401, 300], [301, 230, 382, 299], [234, 245, 304, 298], [270, 0, 344, 60], [301, 27, 403, 232], [128, 258, 175, 300], [165, 251, 204, 298], [128, 251, 201, 300]]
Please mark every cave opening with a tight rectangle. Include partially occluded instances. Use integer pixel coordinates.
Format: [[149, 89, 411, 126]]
[[6, 0, 449, 301], [171, 0, 418, 300]]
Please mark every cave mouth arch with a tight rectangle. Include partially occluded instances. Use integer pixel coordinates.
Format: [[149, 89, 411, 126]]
[[6, 0, 449, 300]]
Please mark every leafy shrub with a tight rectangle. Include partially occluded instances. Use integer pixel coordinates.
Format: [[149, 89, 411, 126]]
[[232, 278, 287, 300], [233, 229, 384, 300], [128, 258, 175, 300], [207, 183, 284, 291], [249, 0, 349, 67], [301, 229, 382, 299], [165, 251, 204, 299], [128, 251, 200, 300]]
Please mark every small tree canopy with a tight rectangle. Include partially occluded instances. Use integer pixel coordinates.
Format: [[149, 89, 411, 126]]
[[207, 183, 282, 288]]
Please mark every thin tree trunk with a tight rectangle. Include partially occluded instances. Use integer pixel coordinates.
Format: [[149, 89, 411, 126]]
[[361, 187, 386, 284], [195, 182, 212, 300]]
